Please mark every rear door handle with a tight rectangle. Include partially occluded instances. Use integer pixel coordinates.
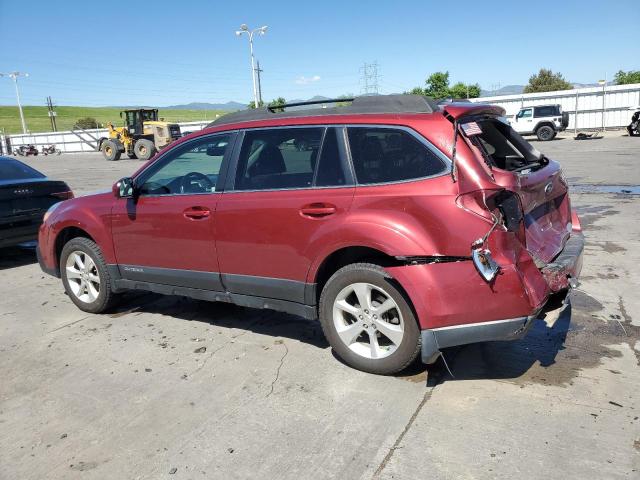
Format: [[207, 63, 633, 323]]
[[300, 203, 337, 218], [183, 206, 211, 220]]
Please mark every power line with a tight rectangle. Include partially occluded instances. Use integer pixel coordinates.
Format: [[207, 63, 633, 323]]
[[359, 62, 379, 95]]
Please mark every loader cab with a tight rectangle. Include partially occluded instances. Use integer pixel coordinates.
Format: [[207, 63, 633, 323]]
[[121, 109, 159, 136]]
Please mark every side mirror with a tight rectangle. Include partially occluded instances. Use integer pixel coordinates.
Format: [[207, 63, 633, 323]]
[[113, 177, 135, 198]]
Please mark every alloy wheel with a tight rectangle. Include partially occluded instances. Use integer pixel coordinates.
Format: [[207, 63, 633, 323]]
[[65, 251, 101, 303], [332, 282, 404, 359]]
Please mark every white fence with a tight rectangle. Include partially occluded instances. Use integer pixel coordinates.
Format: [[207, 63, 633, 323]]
[[471, 83, 640, 130], [1, 120, 210, 155]]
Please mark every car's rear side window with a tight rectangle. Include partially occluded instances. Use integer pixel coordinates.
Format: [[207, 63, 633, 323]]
[[534, 106, 558, 117], [235, 127, 352, 191], [346, 127, 446, 184]]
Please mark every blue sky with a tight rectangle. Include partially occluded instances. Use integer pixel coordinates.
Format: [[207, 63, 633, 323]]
[[1, 0, 638, 107]]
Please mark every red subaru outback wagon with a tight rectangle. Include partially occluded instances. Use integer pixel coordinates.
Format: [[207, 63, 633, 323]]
[[38, 95, 584, 374]]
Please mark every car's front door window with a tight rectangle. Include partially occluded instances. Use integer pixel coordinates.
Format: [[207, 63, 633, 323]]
[[139, 134, 232, 195], [520, 108, 533, 119]]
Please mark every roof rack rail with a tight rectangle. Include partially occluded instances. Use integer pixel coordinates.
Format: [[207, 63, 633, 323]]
[[209, 94, 438, 127], [266, 97, 354, 111]]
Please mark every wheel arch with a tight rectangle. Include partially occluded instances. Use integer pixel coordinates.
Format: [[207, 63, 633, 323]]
[[311, 245, 409, 304], [54, 226, 96, 269], [534, 121, 555, 132]]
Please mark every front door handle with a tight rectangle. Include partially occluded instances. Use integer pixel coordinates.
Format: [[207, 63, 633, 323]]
[[300, 203, 337, 218], [183, 206, 211, 220]]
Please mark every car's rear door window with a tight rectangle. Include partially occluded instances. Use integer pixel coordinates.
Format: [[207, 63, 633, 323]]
[[346, 127, 447, 184], [234, 127, 325, 191]]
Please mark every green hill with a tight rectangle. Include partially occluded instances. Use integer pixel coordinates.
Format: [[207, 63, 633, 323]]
[[0, 106, 230, 135]]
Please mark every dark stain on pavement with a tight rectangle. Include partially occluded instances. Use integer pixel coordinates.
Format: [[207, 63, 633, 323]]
[[415, 290, 639, 386]]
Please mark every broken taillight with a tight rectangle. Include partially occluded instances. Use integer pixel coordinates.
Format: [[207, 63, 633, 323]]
[[456, 189, 502, 223], [457, 189, 524, 234]]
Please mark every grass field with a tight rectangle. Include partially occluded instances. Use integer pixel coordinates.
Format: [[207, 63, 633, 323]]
[[0, 106, 231, 135]]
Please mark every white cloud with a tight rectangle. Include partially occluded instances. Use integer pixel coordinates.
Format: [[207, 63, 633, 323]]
[[295, 75, 321, 85]]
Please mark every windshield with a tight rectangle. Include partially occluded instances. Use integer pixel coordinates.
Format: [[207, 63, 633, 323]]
[[465, 118, 544, 172]]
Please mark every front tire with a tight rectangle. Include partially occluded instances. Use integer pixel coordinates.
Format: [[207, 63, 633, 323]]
[[60, 237, 117, 313], [536, 125, 556, 141], [319, 263, 421, 375]]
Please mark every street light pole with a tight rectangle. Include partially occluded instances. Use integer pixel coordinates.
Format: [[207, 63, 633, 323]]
[[1, 72, 29, 133], [236, 24, 268, 109]]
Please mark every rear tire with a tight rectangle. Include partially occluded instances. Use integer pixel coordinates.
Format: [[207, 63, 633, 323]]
[[536, 125, 556, 141], [102, 140, 121, 161], [134, 139, 156, 161], [319, 263, 421, 375], [60, 237, 118, 314]]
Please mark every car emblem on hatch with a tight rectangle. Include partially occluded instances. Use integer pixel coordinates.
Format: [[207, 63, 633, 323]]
[[13, 188, 34, 195], [544, 182, 554, 195]]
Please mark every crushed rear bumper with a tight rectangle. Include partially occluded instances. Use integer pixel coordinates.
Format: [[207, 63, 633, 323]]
[[540, 234, 584, 292], [420, 313, 538, 364]]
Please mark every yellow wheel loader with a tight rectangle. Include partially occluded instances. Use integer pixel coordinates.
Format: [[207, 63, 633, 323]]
[[98, 109, 182, 161]]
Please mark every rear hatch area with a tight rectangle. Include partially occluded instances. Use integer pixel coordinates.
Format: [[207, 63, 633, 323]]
[[459, 116, 574, 267]]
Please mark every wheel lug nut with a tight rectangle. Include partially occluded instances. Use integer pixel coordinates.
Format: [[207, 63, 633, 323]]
[[359, 315, 363, 319], [364, 309, 369, 314]]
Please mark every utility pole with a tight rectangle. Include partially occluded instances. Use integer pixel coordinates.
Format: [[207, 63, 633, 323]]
[[235, 24, 268, 108], [1, 72, 29, 134], [360, 62, 379, 95], [256, 60, 264, 105], [46, 96, 58, 131]]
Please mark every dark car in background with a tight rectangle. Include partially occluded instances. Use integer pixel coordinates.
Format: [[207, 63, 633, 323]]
[[0, 156, 73, 248]]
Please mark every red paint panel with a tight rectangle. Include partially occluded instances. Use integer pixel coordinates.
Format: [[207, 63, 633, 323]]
[[216, 187, 355, 281], [110, 194, 219, 271]]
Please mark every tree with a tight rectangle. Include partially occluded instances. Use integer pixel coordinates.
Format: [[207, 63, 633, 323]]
[[268, 97, 287, 111], [524, 68, 572, 93], [614, 70, 640, 85], [74, 117, 98, 129], [449, 82, 481, 99], [248, 97, 287, 110], [424, 71, 451, 99], [407, 71, 480, 99]]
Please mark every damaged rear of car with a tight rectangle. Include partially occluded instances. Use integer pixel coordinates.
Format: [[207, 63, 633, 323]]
[[410, 103, 584, 363]]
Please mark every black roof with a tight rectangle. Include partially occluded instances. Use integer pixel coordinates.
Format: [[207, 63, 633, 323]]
[[208, 94, 438, 127]]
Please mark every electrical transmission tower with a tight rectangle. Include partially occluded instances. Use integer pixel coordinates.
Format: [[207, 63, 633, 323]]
[[360, 62, 379, 95]]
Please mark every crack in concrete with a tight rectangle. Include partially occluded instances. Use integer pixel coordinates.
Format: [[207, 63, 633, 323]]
[[266, 341, 288, 398], [48, 315, 91, 333], [372, 386, 437, 478], [189, 317, 266, 377]]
